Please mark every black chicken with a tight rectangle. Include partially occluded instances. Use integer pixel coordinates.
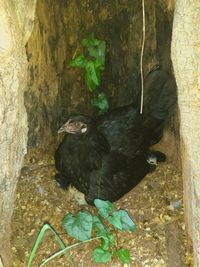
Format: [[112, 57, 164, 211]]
[[55, 66, 177, 204]]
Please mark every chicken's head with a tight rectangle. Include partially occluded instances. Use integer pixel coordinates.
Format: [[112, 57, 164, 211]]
[[57, 114, 92, 134]]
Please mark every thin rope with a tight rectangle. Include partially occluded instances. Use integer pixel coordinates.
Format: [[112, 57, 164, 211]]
[[140, 0, 146, 114]]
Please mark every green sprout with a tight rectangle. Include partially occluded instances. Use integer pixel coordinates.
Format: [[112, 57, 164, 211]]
[[27, 199, 136, 266], [69, 36, 109, 114]]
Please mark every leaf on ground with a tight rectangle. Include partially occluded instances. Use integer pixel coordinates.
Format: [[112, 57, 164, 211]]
[[94, 199, 114, 219], [108, 210, 136, 231], [118, 210, 136, 231], [115, 249, 131, 264], [92, 216, 115, 250], [107, 211, 123, 229], [100, 233, 115, 250], [63, 211, 93, 241], [93, 215, 108, 236], [92, 247, 112, 263]]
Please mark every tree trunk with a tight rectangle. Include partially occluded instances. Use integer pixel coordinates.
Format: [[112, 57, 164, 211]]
[[0, 1, 36, 265], [171, 1, 200, 266]]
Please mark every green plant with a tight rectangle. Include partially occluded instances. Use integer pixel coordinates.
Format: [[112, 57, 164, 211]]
[[27, 199, 136, 266], [69, 36, 109, 114], [27, 223, 75, 267], [63, 199, 136, 264]]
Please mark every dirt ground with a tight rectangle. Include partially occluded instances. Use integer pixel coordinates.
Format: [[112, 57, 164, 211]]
[[11, 153, 193, 267]]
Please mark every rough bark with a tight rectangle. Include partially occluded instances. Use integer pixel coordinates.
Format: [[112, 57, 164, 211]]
[[171, 1, 200, 266], [0, 1, 36, 265]]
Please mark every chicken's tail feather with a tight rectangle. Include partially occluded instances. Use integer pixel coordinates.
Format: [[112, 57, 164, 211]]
[[142, 66, 177, 123]]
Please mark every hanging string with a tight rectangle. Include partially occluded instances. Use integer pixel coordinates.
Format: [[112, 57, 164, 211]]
[[140, 0, 146, 114]]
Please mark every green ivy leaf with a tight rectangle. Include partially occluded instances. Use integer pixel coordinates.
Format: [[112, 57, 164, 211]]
[[100, 233, 115, 250], [107, 211, 123, 229], [95, 40, 106, 65], [63, 211, 93, 241], [94, 199, 114, 219], [92, 216, 115, 250], [88, 46, 100, 60], [108, 210, 136, 231], [93, 215, 108, 237], [88, 43, 105, 65], [81, 37, 100, 47], [93, 60, 104, 71], [85, 61, 101, 91], [85, 73, 97, 92], [118, 210, 136, 231], [68, 54, 87, 68], [82, 38, 106, 65], [115, 249, 131, 264], [68, 37, 108, 114], [91, 93, 109, 114], [92, 247, 112, 263]]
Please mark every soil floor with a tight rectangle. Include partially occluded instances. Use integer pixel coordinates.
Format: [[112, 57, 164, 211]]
[[11, 153, 193, 267]]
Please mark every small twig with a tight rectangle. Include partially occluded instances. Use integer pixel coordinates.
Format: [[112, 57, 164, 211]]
[[72, 47, 78, 60], [140, 0, 146, 114], [22, 163, 55, 172]]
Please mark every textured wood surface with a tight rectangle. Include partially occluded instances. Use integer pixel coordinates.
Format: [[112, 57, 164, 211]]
[[165, 222, 184, 267]]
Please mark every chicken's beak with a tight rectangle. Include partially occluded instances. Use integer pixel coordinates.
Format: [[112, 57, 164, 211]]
[[57, 119, 71, 133], [57, 126, 65, 133]]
